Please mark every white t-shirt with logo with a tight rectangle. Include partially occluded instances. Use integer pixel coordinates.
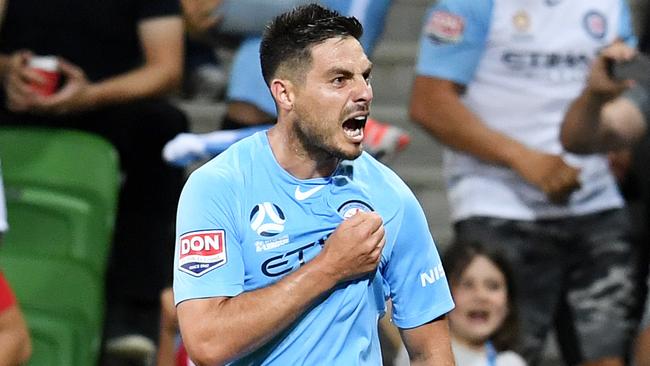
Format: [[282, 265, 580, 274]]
[[416, 0, 636, 220]]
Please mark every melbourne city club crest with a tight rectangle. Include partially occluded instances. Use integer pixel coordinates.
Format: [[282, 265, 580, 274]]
[[338, 200, 374, 219]]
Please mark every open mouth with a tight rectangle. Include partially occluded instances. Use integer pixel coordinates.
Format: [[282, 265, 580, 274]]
[[467, 310, 489, 321], [342, 115, 367, 140]]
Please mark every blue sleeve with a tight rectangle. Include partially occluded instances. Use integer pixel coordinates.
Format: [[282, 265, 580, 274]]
[[173, 168, 245, 305], [384, 188, 454, 329], [322, 0, 392, 55], [415, 0, 493, 85], [618, 0, 637, 47], [349, 0, 392, 55]]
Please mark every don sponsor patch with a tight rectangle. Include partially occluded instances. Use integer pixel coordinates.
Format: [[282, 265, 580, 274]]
[[425, 10, 465, 44], [178, 230, 227, 277]]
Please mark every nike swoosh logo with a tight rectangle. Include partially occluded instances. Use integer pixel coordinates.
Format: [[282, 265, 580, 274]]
[[295, 185, 325, 201]]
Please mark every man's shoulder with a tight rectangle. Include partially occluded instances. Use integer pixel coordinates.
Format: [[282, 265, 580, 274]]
[[353, 153, 401, 182], [353, 154, 415, 202], [187, 133, 264, 188]]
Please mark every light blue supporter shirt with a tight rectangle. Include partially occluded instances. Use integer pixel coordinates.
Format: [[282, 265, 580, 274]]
[[174, 131, 454, 365]]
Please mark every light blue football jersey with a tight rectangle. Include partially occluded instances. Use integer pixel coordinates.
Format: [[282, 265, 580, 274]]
[[174, 131, 454, 365]]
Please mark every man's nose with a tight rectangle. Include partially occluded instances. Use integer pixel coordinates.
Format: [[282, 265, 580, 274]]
[[474, 286, 492, 301], [352, 77, 373, 104]]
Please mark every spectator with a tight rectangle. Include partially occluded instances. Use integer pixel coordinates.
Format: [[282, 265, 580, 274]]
[[178, 0, 411, 162], [443, 241, 526, 366], [179, 0, 313, 101], [396, 240, 526, 366], [0, 0, 189, 361], [560, 42, 644, 153], [0, 272, 31, 366], [409, 1, 639, 365], [0, 166, 32, 366], [174, 5, 455, 365], [559, 41, 650, 366]]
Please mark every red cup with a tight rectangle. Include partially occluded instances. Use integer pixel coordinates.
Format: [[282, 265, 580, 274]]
[[28, 56, 60, 96]]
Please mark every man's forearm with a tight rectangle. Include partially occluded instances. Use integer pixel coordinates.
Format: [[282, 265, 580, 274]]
[[178, 255, 340, 366], [561, 89, 613, 153], [178, 210, 384, 365], [400, 317, 455, 366], [410, 77, 527, 169], [84, 64, 181, 109]]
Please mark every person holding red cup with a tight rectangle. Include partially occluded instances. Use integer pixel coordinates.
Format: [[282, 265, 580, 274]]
[[0, 0, 190, 363]]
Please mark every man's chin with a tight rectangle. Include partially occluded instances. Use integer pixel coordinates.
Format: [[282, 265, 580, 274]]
[[337, 148, 363, 161]]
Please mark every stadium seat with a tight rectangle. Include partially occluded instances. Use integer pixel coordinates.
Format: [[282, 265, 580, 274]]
[[0, 127, 119, 277], [22, 313, 76, 366], [0, 127, 120, 366], [1, 256, 105, 365]]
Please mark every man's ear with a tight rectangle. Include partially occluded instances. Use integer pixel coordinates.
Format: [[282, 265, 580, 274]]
[[270, 78, 295, 112]]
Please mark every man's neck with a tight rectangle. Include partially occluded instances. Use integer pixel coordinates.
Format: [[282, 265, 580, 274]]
[[267, 126, 339, 179]]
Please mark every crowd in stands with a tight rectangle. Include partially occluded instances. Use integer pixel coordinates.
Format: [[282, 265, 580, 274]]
[[0, 0, 649, 365]]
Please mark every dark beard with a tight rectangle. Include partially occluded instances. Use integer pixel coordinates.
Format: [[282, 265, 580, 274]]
[[293, 121, 360, 161]]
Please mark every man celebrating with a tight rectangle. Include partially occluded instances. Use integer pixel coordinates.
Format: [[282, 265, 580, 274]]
[[174, 4, 455, 365]]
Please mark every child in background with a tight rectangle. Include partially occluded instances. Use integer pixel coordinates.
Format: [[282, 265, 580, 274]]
[[396, 240, 526, 366], [445, 241, 526, 366]]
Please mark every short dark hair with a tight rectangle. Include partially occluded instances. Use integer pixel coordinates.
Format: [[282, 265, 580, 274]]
[[259, 3, 363, 86], [443, 240, 520, 352]]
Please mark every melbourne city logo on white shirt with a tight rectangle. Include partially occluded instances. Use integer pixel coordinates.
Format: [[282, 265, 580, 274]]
[[294, 185, 325, 201]]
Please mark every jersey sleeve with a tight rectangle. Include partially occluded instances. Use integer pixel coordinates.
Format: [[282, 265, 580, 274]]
[[384, 187, 454, 329], [415, 0, 493, 85], [617, 0, 637, 47], [173, 168, 245, 305]]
